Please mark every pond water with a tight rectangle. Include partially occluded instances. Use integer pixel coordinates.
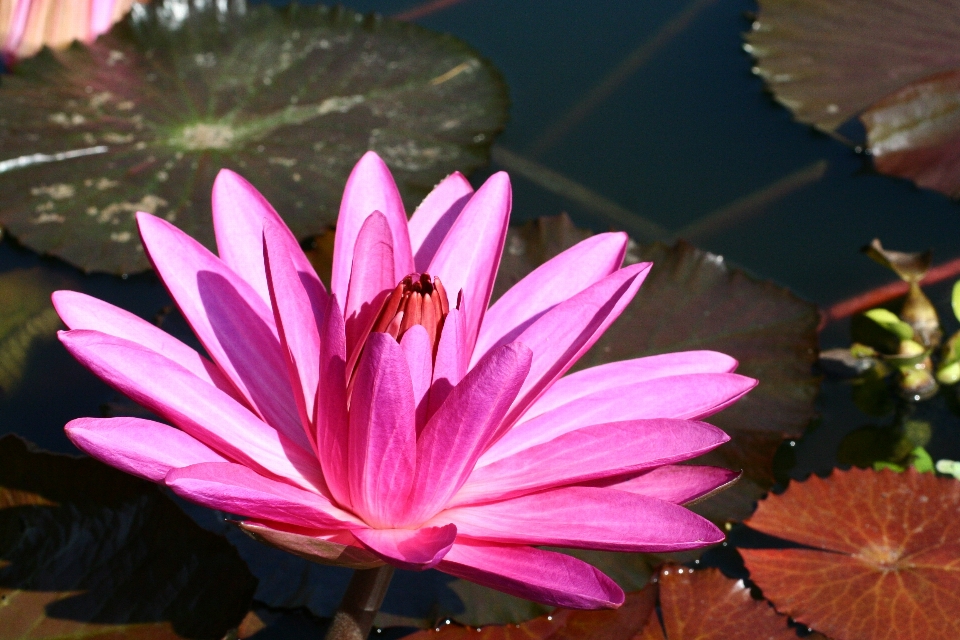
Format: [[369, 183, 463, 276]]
[[1, 0, 959, 635]]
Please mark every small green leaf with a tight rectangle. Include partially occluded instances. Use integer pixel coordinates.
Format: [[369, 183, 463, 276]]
[[952, 280, 960, 322], [910, 447, 935, 473], [851, 308, 916, 355], [865, 308, 915, 341]]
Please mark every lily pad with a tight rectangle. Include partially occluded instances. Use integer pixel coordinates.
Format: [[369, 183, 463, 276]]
[[635, 565, 800, 640], [400, 584, 658, 640], [0, 434, 256, 638], [0, 0, 508, 273], [746, 0, 960, 133], [741, 468, 960, 640], [746, 0, 960, 197], [400, 565, 801, 640], [0, 268, 66, 397]]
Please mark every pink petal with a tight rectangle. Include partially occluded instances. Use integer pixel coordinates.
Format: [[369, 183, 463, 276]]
[[428, 307, 466, 418], [439, 486, 724, 553], [449, 419, 729, 508], [480, 372, 755, 466], [2, 0, 31, 55], [59, 329, 324, 492], [65, 416, 226, 483], [523, 351, 739, 422], [212, 169, 326, 315], [331, 152, 413, 307], [500, 263, 652, 432], [427, 172, 512, 357], [166, 462, 358, 529], [400, 325, 432, 432], [348, 333, 417, 528], [263, 218, 322, 449], [137, 212, 309, 453], [437, 540, 624, 609], [405, 343, 532, 526], [315, 295, 351, 507], [598, 465, 740, 505], [344, 211, 396, 367], [52, 290, 244, 403], [238, 520, 383, 569], [352, 524, 457, 571], [473, 232, 628, 363], [408, 172, 474, 271], [89, 0, 118, 36]]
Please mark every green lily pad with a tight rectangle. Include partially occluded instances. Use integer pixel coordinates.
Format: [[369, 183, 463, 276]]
[[0, 435, 256, 638], [0, 269, 67, 398], [0, 0, 508, 274]]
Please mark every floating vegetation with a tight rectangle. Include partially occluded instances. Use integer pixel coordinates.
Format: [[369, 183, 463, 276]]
[[0, 0, 508, 273], [0, 434, 256, 638], [746, 0, 960, 198], [742, 468, 960, 640]]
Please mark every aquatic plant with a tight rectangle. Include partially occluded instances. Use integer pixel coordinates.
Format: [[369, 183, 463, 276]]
[[52, 152, 754, 635]]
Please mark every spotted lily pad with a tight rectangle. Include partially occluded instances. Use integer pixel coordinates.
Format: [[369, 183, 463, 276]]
[[741, 468, 960, 640], [0, 0, 508, 273], [0, 268, 66, 397], [746, 0, 960, 197], [0, 435, 256, 638]]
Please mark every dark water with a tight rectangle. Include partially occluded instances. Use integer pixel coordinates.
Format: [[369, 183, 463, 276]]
[[2, 0, 960, 633]]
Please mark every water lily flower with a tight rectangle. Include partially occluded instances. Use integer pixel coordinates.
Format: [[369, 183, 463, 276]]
[[1, 0, 134, 63], [54, 152, 756, 609]]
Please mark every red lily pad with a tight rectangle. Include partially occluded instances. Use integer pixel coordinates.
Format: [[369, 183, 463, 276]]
[[0, 435, 256, 638], [746, 0, 960, 197], [401, 564, 799, 640], [0, 0, 507, 273], [862, 69, 960, 198], [741, 468, 960, 640], [400, 584, 658, 640], [635, 565, 799, 640]]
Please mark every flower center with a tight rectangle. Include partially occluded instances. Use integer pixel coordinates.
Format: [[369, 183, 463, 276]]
[[372, 273, 450, 355]]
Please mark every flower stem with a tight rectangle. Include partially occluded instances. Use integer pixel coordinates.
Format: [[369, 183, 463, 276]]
[[324, 565, 395, 640]]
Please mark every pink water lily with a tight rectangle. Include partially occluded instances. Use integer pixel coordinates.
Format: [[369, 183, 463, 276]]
[[1, 0, 134, 62], [55, 152, 755, 609]]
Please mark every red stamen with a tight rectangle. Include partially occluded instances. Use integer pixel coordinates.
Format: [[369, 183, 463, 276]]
[[386, 311, 404, 339], [434, 278, 450, 316], [373, 283, 405, 334]]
